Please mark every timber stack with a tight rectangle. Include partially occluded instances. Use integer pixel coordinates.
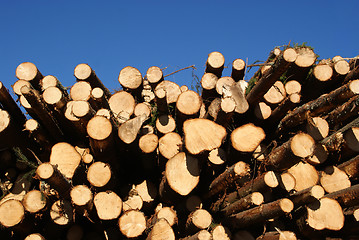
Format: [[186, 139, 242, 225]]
[[0, 44, 359, 240]]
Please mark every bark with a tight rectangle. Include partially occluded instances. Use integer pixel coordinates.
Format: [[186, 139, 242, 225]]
[[205, 161, 251, 199], [325, 95, 359, 128], [205, 51, 225, 78], [224, 198, 294, 229], [265, 133, 315, 171], [344, 64, 359, 83], [289, 185, 324, 207], [277, 79, 359, 134], [337, 154, 359, 181], [306, 143, 328, 165], [91, 87, 110, 111], [254, 102, 272, 120], [325, 184, 359, 208], [74, 63, 111, 98], [305, 116, 329, 141], [246, 48, 297, 106], [220, 192, 264, 216]]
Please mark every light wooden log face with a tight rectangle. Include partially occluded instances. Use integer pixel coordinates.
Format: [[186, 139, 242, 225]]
[[263, 81, 286, 104], [147, 218, 175, 240], [109, 91, 136, 117], [50, 200, 73, 225], [176, 90, 202, 116], [70, 185, 93, 207], [0, 199, 24, 227], [13, 79, 31, 95], [70, 81, 92, 101], [212, 225, 231, 240], [166, 152, 200, 196], [139, 133, 158, 153], [288, 162, 318, 191], [183, 118, 226, 155], [87, 162, 112, 187], [16, 62, 39, 81], [295, 48, 316, 67], [118, 210, 146, 238], [155, 80, 182, 104], [50, 142, 82, 179], [118, 66, 142, 89], [25, 233, 46, 240], [159, 132, 182, 159], [147, 66, 163, 84], [320, 166, 351, 193], [74, 63, 92, 80], [94, 191, 122, 220], [22, 190, 47, 213], [201, 72, 218, 90], [231, 123, 266, 152]]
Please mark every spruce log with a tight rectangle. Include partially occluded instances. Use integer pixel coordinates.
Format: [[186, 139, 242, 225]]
[[263, 81, 286, 106], [40, 75, 65, 92], [139, 133, 158, 154], [25, 233, 45, 240], [108, 91, 136, 122], [176, 90, 202, 118], [74, 63, 111, 98], [333, 58, 350, 76], [158, 132, 183, 160], [36, 162, 72, 199], [0, 109, 29, 149], [284, 80, 301, 94], [70, 81, 92, 101], [306, 143, 328, 165], [254, 102, 272, 120], [224, 198, 294, 229], [118, 209, 147, 238], [70, 185, 93, 214], [233, 230, 255, 240], [325, 184, 359, 208], [94, 191, 122, 220], [49, 142, 81, 179], [211, 225, 231, 240], [265, 133, 315, 171], [134, 180, 157, 210], [205, 161, 251, 199], [256, 231, 296, 240], [325, 95, 359, 128], [231, 58, 246, 81], [134, 102, 151, 118], [305, 117, 329, 141], [222, 82, 249, 114], [91, 87, 110, 110], [320, 166, 351, 193], [0, 81, 27, 126], [186, 209, 212, 233], [278, 172, 296, 192], [22, 189, 47, 213], [277, 79, 359, 133], [180, 230, 211, 240], [118, 114, 148, 144], [205, 51, 225, 78], [208, 147, 227, 166], [231, 123, 266, 153], [216, 77, 235, 96], [16, 62, 43, 90], [87, 162, 112, 188], [146, 218, 175, 240], [42, 86, 68, 110], [183, 118, 226, 155], [289, 185, 324, 207], [152, 205, 177, 227], [12, 79, 31, 96], [147, 66, 164, 86], [123, 189, 143, 212], [156, 115, 176, 135], [337, 154, 359, 181], [344, 64, 359, 83], [50, 199, 73, 225], [246, 48, 297, 106], [220, 192, 264, 216], [201, 72, 218, 106], [118, 66, 143, 90], [0, 199, 25, 227], [287, 162, 318, 191]]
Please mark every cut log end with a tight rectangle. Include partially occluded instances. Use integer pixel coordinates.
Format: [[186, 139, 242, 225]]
[[207, 52, 225, 69], [320, 166, 351, 193], [70, 185, 93, 207], [147, 66, 163, 84], [264, 171, 280, 188], [177, 90, 202, 116], [147, 218, 175, 240], [139, 133, 159, 154], [118, 210, 147, 238], [70, 81, 92, 101], [36, 162, 54, 180], [283, 48, 298, 63], [208, 148, 227, 165], [159, 132, 182, 159], [87, 116, 112, 140], [156, 115, 176, 134], [279, 198, 294, 213], [295, 48, 316, 67], [263, 81, 286, 105], [74, 63, 92, 80], [231, 123, 266, 153], [0, 199, 24, 227], [94, 191, 122, 220], [290, 133, 315, 158], [212, 225, 231, 240], [285, 80, 301, 95], [189, 209, 212, 230], [87, 162, 111, 187], [313, 63, 333, 81], [201, 73, 218, 90], [50, 200, 73, 225], [118, 66, 143, 89], [22, 190, 47, 213], [157, 207, 177, 226], [306, 117, 329, 141], [25, 233, 46, 240], [16, 62, 39, 81]]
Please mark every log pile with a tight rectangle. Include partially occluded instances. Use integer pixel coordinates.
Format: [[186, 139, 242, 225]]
[[0, 46, 359, 239]]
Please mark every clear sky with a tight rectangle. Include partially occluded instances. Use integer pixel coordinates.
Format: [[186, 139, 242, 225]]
[[0, 1, 358, 94]]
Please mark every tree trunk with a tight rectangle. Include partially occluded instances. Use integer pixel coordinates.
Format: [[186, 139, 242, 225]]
[[231, 58, 246, 81], [325, 95, 359, 129], [289, 185, 324, 207], [205, 51, 225, 78], [16, 62, 43, 91], [220, 192, 264, 216]]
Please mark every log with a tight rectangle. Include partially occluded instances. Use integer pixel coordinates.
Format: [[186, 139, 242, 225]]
[[123, 189, 143, 212], [201, 72, 218, 106], [155, 80, 182, 105], [216, 77, 235, 96], [118, 114, 148, 144], [87, 162, 112, 188], [22, 189, 47, 213], [146, 218, 175, 240], [287, 162, 318, 191], [156, 115, 176, 135], [0, 199, 25, 227], [108, 91, 136, 122], [320, 166, 351, 193], [139, 133, 158, 154], [231, 58, 246, 81], [64, 101, 88, 138], [212, 225, 231, 240], [25, 233, 46, 240], [246, 48, 297, 106], [50, 199, 73, 225], [42, 86, 68, 110], [12, 79, 31, 96], [74, 63, 111, 98], [0, 81, 27, 126], [208, 147, 227, 166], [278, 172, 296, 192], [163, 152, 200, 196], [289, 185, 324, 207], [70, 185, 93, 213], [325, 184, 359, 208], [284, 80, 301, 95], [183, 118, 226, 155], [36, 162, 72, 199], [344, 65, 359, 83], [337, 154, 359, 181], [222, 82, 249, 114], [118, 209, 147, 238], [186, 209, 212, 233], [118, 66, 143, 91], [40, 75, 65, 92], [158, 132, 183, 160], [91, 87, 110, 110], [180, 230, 211, 240], [333, 58, 350, 76], [305, 117, 329, 141], [231, 123, 266, 153], [147, 66, 164, 86], [72, 100, 94, 122], [49, 142, 81, 179], [205, 161, 251, 199], [70, 81, 92, 101], [325, 95, 359, 129], [134, 102, 151, 118], [263, 81, 286, 106], [306, 143, 328, 165], [16, 62, 43, 90], [220, 192, 264, 216], [176, 90, 202, 117], [152, 205, 177, 227], [134, 180, 157, 210], [265, 133, 315, 171], [256, 231, 296, 240], [254, 102, 272, 120], [300, 197, 344, 231], [93, 191, 122, 220], [277, 79, 359, 133], [224, 198, 294, 229], [205, 51, 225, 78]]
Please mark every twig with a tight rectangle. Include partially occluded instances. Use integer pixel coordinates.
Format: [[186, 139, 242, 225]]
[[164, 65, 196, 78], [247, 63, 274, 68]]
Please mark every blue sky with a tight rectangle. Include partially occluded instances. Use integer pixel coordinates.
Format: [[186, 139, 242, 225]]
[[0, 1, 358, 94]]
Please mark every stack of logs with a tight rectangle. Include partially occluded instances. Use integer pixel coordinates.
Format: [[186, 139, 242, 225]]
[[0, 46, 359, 240]]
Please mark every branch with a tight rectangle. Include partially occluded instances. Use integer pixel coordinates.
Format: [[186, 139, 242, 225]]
[[164, 65, 196, 78]]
